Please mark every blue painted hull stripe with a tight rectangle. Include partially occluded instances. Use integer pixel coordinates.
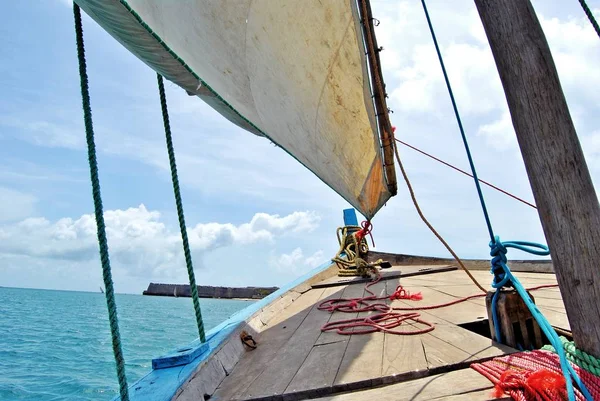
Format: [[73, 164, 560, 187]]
[[112, 259, 333, 401]]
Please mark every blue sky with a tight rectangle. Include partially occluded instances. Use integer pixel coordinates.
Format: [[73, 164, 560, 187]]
[[0, 0, 598, 294]]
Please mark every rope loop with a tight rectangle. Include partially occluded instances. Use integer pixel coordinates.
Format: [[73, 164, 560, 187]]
[[487, 237, 591, 401], [355, 220, 375, 247], [490, 236, 510, 289], [503, 240, 550, 255]]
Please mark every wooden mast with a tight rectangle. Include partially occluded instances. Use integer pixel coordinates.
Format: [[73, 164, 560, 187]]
[[475, 0, 600, 357], [357, 0, 398, 197]]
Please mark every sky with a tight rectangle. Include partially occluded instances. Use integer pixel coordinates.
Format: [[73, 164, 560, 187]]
[[0, 0, 598, 294]]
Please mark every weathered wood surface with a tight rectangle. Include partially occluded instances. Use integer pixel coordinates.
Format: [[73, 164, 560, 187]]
[[400, 270, 568, 331], [475, 0, 600, 358], [313, 368, 506, 401], [367, 251, 554, 273], [208, 267, 561, 400], [486, 291, 543, 350], [217, 287, 343, 401], [198, 289, 321, 401], [333, 280, 386, 386], [312, 264, 456, 288]]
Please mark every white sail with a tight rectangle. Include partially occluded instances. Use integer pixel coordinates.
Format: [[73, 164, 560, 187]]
[[75, 0, 396, 218]]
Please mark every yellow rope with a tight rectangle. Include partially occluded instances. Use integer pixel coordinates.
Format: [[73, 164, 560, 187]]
[[392, 137, 487, 293]]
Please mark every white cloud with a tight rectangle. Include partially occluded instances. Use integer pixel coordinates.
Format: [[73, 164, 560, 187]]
[[304, 250, 325, 268], [269, 248, 326, 275], [477, 111, 518, 151], [0, 117, 84, 150], [0, 205, 321, 279], [581, 131, 600, 170], [187, 211, 320, 250], [377, 1, 600, 148]]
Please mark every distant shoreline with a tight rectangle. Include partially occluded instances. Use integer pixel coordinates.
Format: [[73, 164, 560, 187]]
[[142, 283, 279, 300]]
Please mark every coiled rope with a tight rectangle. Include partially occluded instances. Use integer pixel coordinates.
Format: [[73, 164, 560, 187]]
[[73, 4, 129, 400], [544, 337, 600, 377], [473, 350, 600, 400], [156, 74, 206, 342], [318, 270, 559, 337]]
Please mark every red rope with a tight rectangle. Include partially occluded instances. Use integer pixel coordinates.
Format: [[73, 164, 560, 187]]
[[354, 220, 375, 247], [319, 272, 559, 337], [471, 350, 600, 400], [391, 127, 537, 210]]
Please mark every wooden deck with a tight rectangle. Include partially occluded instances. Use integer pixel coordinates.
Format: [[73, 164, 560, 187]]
[[207, 266, 566, 401]]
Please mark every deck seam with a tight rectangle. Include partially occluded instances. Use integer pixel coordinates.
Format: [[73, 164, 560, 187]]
[[330, 286, 367, 387], [236, 353, 504, 401], [234, 288, 327, 399], [428, 385, 496, 400]]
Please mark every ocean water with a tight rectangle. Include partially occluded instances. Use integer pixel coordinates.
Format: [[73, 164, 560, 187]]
[[0, 287, 254, 401]]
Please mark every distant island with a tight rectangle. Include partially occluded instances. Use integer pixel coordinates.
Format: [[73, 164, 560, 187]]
[[142, 283, 279, 299]]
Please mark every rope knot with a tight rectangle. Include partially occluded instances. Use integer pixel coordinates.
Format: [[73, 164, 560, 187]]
[[489, 236, 510, 288], [354, 220, 375, 247], [490, 236, 508, 265], [389, 285, 423, 301]]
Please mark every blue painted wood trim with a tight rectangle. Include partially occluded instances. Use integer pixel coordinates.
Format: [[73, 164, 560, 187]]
[[111, 259, 334, 401], [343, 208, 359, 226], [152, 342, 210, 370]]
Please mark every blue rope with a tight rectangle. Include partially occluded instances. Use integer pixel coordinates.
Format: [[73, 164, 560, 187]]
[[490, 237, 591, 401], [73, 4, 129, 400], [156, 74, 206, 342], [420, 0, 494, 244], [421, 1, 591, 399]]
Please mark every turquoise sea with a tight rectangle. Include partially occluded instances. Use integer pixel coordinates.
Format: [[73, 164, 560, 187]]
[[0, 287, 254, 400]]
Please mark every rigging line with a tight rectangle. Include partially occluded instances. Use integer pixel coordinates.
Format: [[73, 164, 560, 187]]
[[420, 2, 589, 398], [578, 0, 600, 38], [392, 139, 487, 293], [421, 0, 495, 243], [73, 4, 129, 400], [395, 138, 537, 209], [157, 74, 206, 342]]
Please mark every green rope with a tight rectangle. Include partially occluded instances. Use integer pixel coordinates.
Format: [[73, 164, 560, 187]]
[[73, 4, 129, 400], [156, 74, 206, 342], [578, 0, 600, 39], [543, 336, 600, 376]]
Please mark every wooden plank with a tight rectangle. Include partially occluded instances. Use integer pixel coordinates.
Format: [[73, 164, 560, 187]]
[[312, 265, 457, 289], [314, 283, 363, 346], [391, 285, 488, 325], [531, 288, 563, 301], [312, 368, 496, 401], [239, 287, 343, 399], [211, 288, 328, 401], [427, 322, 515, 362], [382, 279, 428, 376], [333, 280, 386, 386], [534, 296, 566, 311], [441, 389, 510, 400], [476, 0, 600, 357], [285, 340, 348, 394], [423, 284, 487, 298], [538, 306, 570, 331], [256, 290, 302, 326]]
